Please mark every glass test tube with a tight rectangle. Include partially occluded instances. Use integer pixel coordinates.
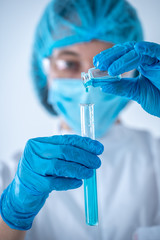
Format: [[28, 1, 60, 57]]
[[80, 103, 98, 226]]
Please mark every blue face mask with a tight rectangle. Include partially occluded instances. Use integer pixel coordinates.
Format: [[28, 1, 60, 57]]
[[47, 79, 129, 138]]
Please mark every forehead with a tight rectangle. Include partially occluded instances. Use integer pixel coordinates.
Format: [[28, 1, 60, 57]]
[[52, 40, 113, 60]]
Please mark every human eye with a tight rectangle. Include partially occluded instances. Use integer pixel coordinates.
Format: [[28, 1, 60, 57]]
[[53, 59, 80, 72]]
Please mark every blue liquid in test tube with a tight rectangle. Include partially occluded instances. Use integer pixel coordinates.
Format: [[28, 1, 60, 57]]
[[80, 103, 98, 226]]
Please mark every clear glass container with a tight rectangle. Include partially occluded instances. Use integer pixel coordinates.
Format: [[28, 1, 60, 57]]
[[81, 67, 121, 86], [80, 103, 98, 226]]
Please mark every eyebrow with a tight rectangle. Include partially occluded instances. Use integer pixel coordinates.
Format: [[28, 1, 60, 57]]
[[56, 50, 79, 58]]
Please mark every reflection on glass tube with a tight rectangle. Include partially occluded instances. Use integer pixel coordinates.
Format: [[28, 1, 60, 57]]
[[80, 103, 98, 226]]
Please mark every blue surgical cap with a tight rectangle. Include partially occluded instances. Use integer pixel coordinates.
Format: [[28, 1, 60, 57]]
[[31, 0, 143, 115]]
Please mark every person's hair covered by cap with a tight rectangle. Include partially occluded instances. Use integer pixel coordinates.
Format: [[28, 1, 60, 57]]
[[31, 0, 143, 115]]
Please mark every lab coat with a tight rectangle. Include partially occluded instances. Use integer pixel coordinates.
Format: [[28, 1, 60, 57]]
[[0, 123, 160, 240]]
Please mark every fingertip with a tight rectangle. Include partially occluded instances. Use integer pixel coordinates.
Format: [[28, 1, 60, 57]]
[[93, 55, 99, 67], [99, 143, 104, 154], [135, 41, 146, 48], [108, 65, 118, 76], [93, 55, 107, 70], [88, 157, 101, 170], [94, 140, 104, 155], [96, 158, 101, 169], [85, 169, 94, 179], [134, 42, 143, 53], [134, 41, 152, 54], [74, 179, 83, 188]]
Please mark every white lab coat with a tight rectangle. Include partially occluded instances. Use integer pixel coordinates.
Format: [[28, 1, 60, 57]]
[[0, 123, 160, 240]]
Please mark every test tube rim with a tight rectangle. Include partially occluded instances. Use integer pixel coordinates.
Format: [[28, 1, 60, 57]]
[[80, 103, 95, 107]]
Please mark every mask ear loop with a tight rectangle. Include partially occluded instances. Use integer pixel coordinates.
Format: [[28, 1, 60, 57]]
[[42, 58, 51, 75], [42, 57, 53, 88]]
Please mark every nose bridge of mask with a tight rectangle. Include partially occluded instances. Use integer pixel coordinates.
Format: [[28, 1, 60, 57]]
[[50, 78, 84, 97]]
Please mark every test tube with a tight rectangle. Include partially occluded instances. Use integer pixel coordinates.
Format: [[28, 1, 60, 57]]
[[80, 103, 98, 226]]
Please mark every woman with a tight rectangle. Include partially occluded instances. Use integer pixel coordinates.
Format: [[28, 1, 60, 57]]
[[0, 0, 160, 239]]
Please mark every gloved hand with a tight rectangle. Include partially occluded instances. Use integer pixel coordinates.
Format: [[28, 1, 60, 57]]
[[0, 135, 103, 230], [86, 41, 160, 117]]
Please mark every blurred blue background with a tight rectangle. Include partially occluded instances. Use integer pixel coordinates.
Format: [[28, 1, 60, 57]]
[[0, 0, 160, 160]]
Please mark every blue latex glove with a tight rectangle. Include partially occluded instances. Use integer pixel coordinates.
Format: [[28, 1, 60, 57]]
[[86, 41, 160, 117], [0, 135, 103, 230]]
